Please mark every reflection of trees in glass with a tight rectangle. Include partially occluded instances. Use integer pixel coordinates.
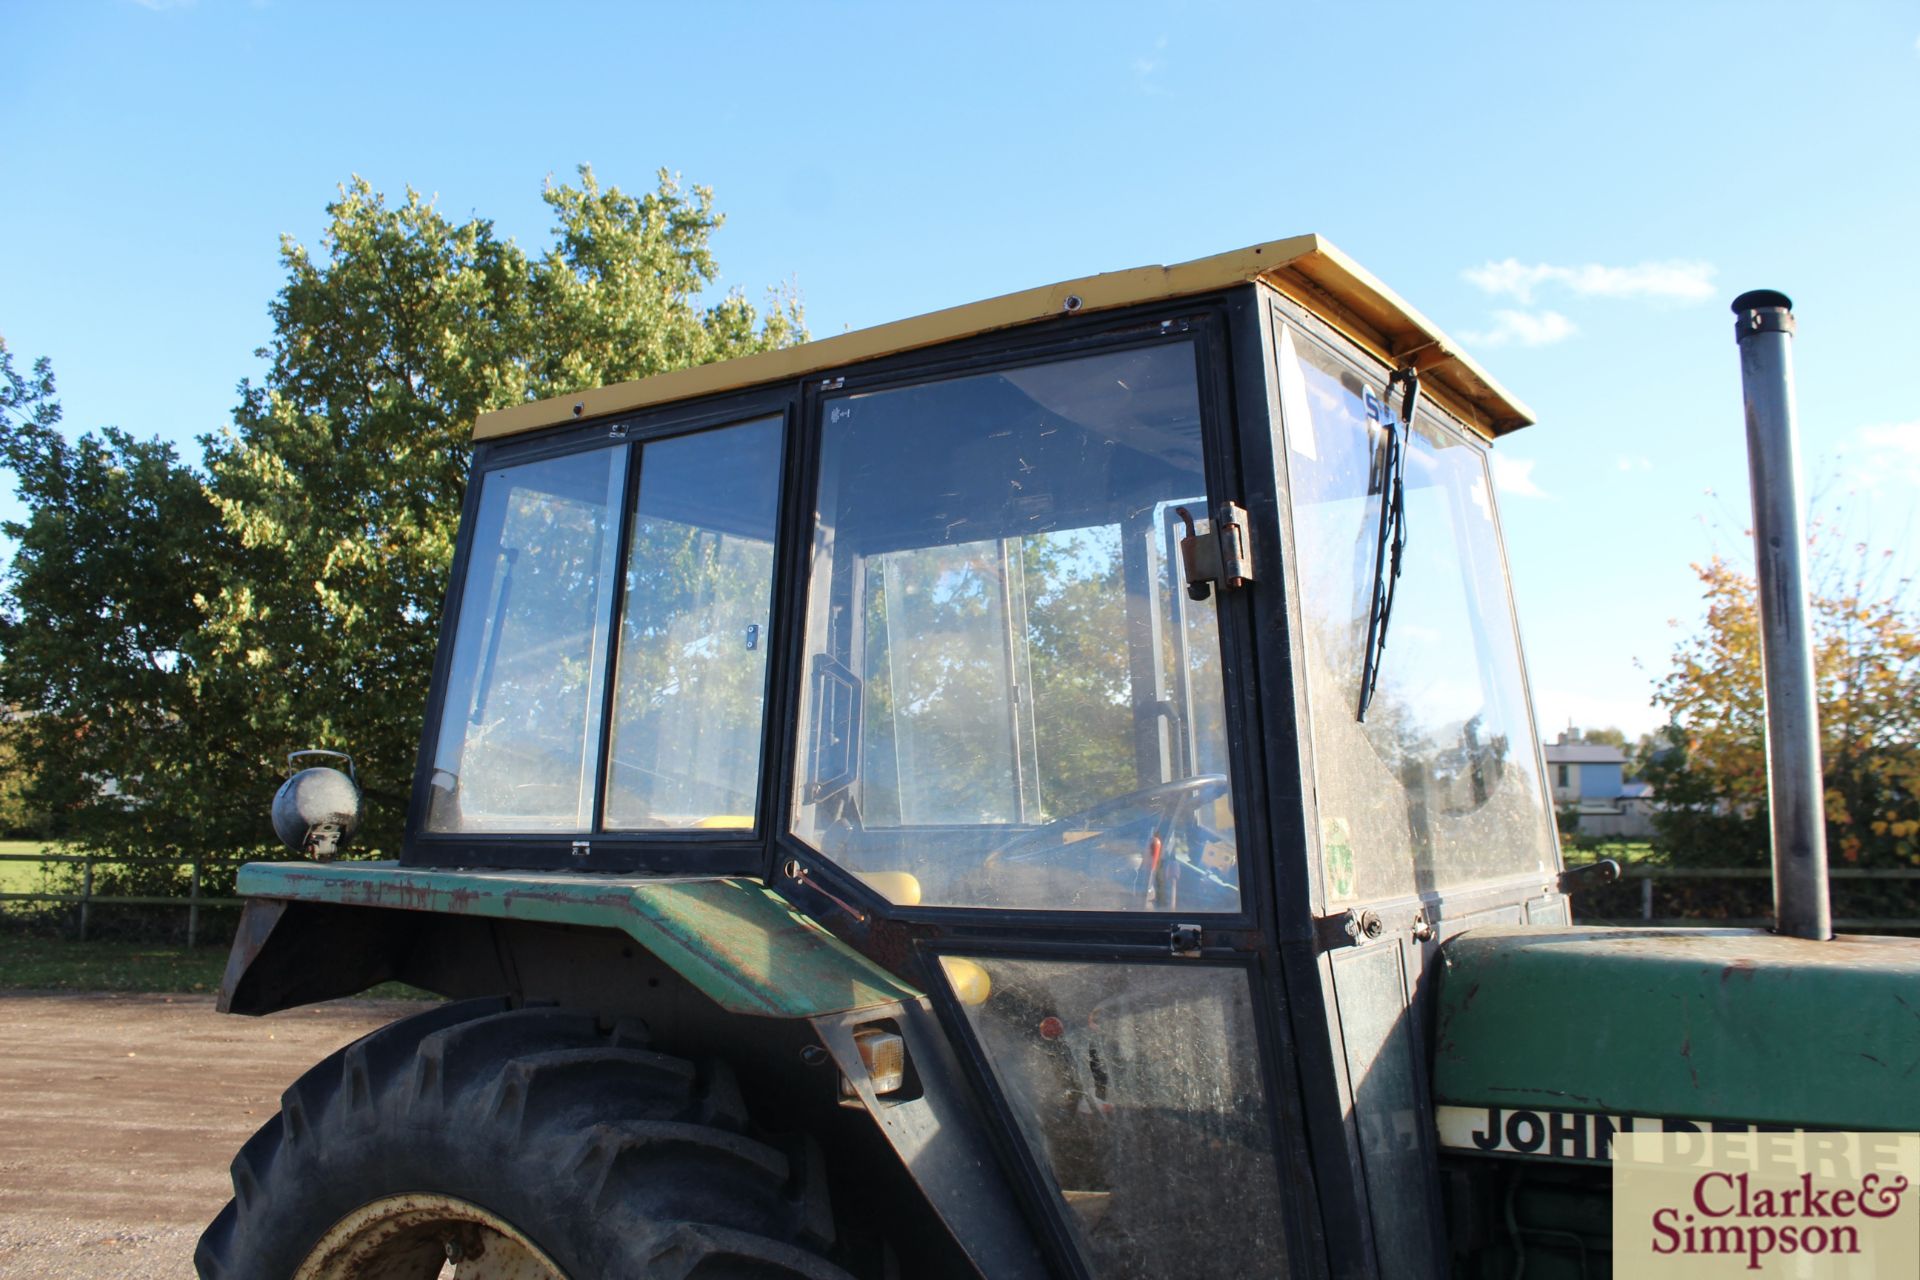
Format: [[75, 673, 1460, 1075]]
[[1285, 335, 1552, 894], [606, 520, 772, 824], [795, 341, 1235, 884], [1025, 528, 1131, 818], [859, 570, 901, 826], [604, 421, 781, 827], [458, 482, 612, 821], [863, 541, 1018, 825], [858, 528, 1137, 826], [857, 521, 1226, 827]]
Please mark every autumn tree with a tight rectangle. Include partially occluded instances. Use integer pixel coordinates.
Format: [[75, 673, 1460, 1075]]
[[1646, 554, 1920, 868]]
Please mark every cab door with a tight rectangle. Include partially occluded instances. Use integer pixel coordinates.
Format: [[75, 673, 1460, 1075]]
[[776, 310, 1325, 1279]]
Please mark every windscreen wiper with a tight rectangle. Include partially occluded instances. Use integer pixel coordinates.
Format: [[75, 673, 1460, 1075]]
[[1356, 367, 1419, 722]]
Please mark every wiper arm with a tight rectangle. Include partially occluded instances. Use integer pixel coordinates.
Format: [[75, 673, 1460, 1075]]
[[1356, 367, 1419, 722]]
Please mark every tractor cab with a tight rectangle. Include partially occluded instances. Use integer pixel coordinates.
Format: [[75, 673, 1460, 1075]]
[[215, 237, 1577, 1280]]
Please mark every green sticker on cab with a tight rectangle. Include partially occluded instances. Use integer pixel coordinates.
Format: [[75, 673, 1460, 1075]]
[[1324, 817, 1355, 901]]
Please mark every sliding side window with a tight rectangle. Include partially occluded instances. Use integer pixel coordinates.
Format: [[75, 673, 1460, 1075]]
[[604, 418, 783, 829]]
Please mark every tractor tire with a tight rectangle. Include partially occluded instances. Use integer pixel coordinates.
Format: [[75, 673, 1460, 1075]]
[[195, 998, 852, 1279]]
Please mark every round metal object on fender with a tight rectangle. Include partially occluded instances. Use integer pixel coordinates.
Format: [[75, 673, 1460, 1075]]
[[271, 765, 363, 857]]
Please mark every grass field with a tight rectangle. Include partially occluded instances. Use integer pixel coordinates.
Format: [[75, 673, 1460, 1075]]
[[1562, 840, 1660, 865], [0, 839, 62, 894], [0, 842, 430, 996], [0, 934, 230, 992], [0, 933, 435, 998]]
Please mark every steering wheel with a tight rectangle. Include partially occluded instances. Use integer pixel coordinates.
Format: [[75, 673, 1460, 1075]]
[[984, 774, 1233, 910]]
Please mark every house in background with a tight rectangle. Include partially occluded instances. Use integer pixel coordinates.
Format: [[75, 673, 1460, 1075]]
[[1544, 729, 1656, 839]]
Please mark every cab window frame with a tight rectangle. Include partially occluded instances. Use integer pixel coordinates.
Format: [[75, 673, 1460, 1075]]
[[767, 309, 1277, 934], [402, 384, 798, 874], [785, 335, 1240, 915]]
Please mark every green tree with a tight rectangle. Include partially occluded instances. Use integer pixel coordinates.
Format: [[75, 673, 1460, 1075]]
[[0, 339, 253, 879], [1, 167, 804, 879], [0, 724, 43, 838], [197, 167, 802, 854], [1647, 555, 1920, 868], [1579, 726, 1629, 751], [1626, 729, 1667, 782]]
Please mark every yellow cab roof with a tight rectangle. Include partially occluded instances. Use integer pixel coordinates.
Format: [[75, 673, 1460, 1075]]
[[474, 233, 1535, 443]]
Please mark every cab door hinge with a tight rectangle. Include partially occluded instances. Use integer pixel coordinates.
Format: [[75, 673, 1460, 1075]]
[[1556, 858, 1621, 896], [1175, 502, 1253, 602], [1314, 908, 1384, 951]]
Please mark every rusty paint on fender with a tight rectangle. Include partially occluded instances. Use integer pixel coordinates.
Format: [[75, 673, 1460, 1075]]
[[235, 861, 920, 1018]]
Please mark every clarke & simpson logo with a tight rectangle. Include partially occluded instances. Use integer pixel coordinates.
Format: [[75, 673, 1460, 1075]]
[[1615, 1132, 1919, 1278]]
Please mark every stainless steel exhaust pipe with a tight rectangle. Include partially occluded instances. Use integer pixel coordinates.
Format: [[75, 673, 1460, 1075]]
[[1732, 289, 1831, 940]]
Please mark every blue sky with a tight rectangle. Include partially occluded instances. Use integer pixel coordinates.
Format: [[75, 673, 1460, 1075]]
[[3, 1, 1917, 739]]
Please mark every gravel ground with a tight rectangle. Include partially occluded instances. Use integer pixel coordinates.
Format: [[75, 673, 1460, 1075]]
[[0, 992, 419, 1280]]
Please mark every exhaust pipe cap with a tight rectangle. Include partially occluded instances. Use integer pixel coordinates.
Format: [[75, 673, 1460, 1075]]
[[1732, 289, 1793, 312], [1732, 290, 1795, 339]]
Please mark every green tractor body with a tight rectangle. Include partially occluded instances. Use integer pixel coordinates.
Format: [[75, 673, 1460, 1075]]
[[202, 237, 1920, 1279]]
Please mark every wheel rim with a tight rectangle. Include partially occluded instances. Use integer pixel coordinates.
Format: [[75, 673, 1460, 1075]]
[[293, 1193, 570, 1280]]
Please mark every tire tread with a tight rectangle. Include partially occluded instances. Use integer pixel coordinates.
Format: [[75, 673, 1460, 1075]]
[[194, 998, 849, 1279]]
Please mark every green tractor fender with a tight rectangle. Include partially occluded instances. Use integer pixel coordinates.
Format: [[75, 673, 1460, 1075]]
[[220, 861, 917, 1018], [218, 861, 1052, 1280]]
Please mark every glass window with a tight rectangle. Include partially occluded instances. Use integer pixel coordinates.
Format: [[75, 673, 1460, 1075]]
[[792, 343, 1239, 912], [603, 418, 782, 829], [943, 956, 1291, 1277], [426, 448, 627, 832], [858, 537, 1030, 827], [1277, 322, 1555, 900]]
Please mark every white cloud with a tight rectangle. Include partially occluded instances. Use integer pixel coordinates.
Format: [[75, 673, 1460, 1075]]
[[1858, 420, 1920, 455], [1462, 260, 1553, 302], [1490, 450, 1548, 499], [1463, 258, 1717, 305], [1617, 455, 1654, 472], [1812, 420, 1920, 510], [1835, 419, 1920, 494], [1461, 309, 1577, 348]]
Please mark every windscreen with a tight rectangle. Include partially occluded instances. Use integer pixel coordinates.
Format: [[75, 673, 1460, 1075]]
[[791, 341, 1240, 912], [1278, 323, 1555, 901]]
